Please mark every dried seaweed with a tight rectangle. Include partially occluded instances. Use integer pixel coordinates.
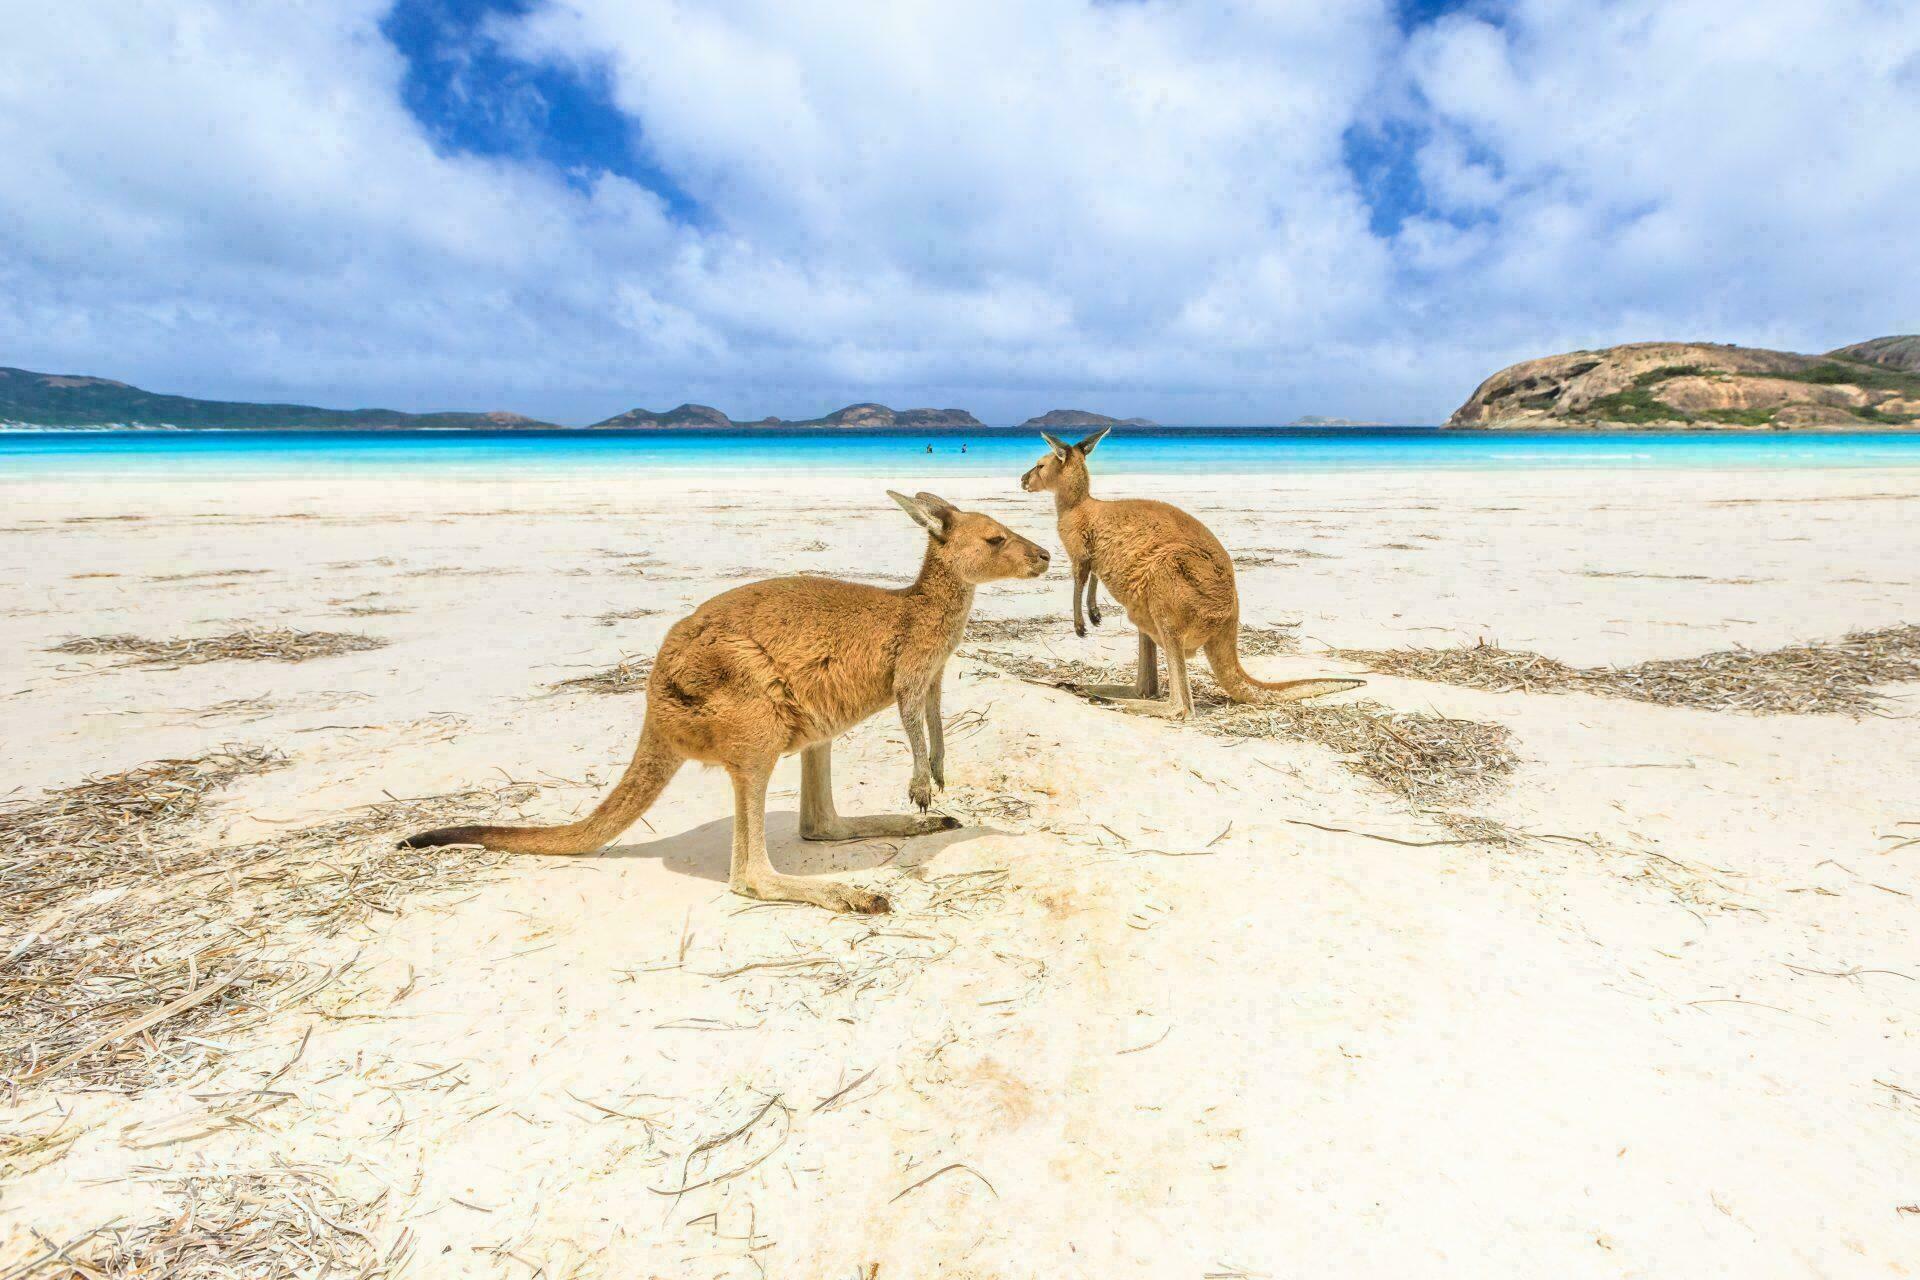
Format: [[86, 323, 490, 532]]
[[1237, 624, 1301, 657], [18, 1164, 408, 1279], [552, 654, 654, 696], [49, 628, 387, 667], [1, 747, 534, 1092], [964, 617, 1060, 644], [147, 568, 270, 583], [596, 606, 664, 626], [1338, 624, 1920, 715], [1208, 697, 1516, 804], [969, 647, 1512, 803]]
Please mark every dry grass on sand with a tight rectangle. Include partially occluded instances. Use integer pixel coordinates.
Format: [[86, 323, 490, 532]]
[[10, 1165, 408, 1280], [0, 748, 535, 1093], [1210, 696, 1515, 805], [970, 646, 1514, 806], [551, 654, 654, 695], [1339, 623, 1920, 716], [596, 605, 664, 626], [49, 627, 388, 667], [963, 616, 1059, 644]]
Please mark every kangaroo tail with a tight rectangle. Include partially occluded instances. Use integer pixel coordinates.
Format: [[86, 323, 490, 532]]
[[401, 722, 683, 855], [1203, 625, 1365, 706]]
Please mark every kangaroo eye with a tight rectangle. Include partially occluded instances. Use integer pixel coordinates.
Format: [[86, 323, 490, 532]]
[[986, 535, 1006, 546]]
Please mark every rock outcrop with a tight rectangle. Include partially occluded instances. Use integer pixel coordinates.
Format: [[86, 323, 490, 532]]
[[1828, 335, 1920, 375], [1019, 409, 1157, 428], [1446, 340, 1920, 430]]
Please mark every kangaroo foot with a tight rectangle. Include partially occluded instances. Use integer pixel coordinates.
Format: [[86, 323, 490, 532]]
[[740, 874, 890, 915], [1074, 681, 1159, 699], [801, 812, 961, 841], [1089, 694, 1191, 720]]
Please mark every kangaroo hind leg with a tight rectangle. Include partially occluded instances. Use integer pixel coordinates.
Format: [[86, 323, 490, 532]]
[[732, 757, 889, 913], [798, 741, 956, 842], [1077, 629, 1162, 700], [1092, 625, 1190, 719]]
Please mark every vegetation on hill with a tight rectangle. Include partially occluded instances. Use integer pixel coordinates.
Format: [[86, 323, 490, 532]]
[[1448, 340, 1920, 430], [1827, 335, 1920, 375], [0, 367, 551, 429], [1020, 409, 1157, 428], [589, 403, 731, 429]]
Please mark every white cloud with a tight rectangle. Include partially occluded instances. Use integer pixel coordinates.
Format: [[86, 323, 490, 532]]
[[0, 0, 1914, 423], [1399, 0, 1920, 358]]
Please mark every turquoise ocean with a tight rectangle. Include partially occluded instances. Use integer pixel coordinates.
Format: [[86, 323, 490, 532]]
[[4, 426, 1920, 479]]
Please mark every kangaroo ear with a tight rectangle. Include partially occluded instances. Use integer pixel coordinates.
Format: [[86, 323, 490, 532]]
[[1040, 432, 1071, 460], [913, 491, 958, 520], [887, 489, 948, 541], [1077, 426, 1110, 454]]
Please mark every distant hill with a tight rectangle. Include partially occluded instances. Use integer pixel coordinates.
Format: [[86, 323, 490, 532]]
[[1447, 339, 1920, 430], [589, 403, 731, 429], [1289, 415, 1387, 427], [588, 402, 985, 430], [1827, 335, 1920, 375], [2, 365, 1190, 433], [799, 403, 984, 429], [1020, 409, 1156, 428], [0, 366, 553, 429]]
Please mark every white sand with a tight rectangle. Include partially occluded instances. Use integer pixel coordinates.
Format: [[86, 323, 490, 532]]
[[3, 465, 1918, 1276]]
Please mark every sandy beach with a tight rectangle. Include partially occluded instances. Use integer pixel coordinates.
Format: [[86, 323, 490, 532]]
[[4, 464, 1918, 1277]]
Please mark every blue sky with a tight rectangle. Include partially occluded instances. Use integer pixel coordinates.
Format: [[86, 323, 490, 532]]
[[2, 0, 1916, 424]]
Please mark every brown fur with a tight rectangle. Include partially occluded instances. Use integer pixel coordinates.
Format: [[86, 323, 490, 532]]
[[402, 492, 1050, 913], [1021, 428, 1362, 718]]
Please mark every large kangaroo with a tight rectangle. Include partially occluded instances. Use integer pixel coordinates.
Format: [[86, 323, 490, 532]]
[[403, 492, 1050, 914], [1021, 428, 1361, 718]]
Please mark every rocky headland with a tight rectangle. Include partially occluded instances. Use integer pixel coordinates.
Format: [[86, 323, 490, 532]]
[[1448, 337, 1920, 430]]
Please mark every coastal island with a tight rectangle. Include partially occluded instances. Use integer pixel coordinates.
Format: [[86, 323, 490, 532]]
[[1018, 409, 1157, 428], [590, 402, 988, 429], [1448, 335, 1920, 430]]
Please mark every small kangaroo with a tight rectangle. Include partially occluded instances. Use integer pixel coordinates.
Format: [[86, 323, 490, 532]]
[[403, 492, 1050, 914], [1021, 428, 1362, 718]]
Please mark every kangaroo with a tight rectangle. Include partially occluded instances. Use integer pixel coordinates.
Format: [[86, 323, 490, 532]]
[[402, 492, 1050, 914], [1021, 427, 1362, 718]]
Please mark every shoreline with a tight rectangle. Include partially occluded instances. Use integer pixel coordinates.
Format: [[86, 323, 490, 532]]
[[9, 461, 1920, 488]]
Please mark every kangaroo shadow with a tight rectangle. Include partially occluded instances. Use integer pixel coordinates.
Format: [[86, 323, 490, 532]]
[[596, 810, 989, 885]]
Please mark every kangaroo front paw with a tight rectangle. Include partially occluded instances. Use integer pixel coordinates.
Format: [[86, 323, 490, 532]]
[[1089, 605, 1102, 626], [1074, 621, 1087, 638], [909, 776, 934, 811]]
